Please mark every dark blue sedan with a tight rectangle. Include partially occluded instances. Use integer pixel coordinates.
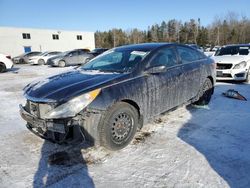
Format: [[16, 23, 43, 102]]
[[20, 43, 216, 150]]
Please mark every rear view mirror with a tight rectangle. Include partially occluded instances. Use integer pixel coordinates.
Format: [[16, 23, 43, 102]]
[[146, 65, 166, 74]]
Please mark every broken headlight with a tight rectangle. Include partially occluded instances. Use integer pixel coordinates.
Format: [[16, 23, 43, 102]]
[[44, 89, 101, 119], [233, 61, 247, 69]]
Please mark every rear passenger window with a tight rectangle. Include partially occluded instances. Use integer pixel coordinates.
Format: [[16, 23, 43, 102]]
[[149, 47, 178, 68], [177, 46, 202, 63]]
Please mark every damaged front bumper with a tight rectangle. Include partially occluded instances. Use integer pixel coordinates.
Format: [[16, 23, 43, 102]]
[[19, 104, 102, 144]]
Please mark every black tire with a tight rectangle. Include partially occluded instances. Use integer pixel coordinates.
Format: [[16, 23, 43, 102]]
[[19, 58, 25, 64], [58, 60, 66, 67], [99, 102, 139, 151], [38, 59, 45, 65], [194, 78, 213, 105], [0, 63, 6, 73]]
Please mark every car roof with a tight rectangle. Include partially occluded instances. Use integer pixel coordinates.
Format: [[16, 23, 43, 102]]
[[114, 43, 176, 51]]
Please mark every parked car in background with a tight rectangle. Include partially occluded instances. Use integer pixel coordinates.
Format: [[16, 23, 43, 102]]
[[89, 48, 109, 57], [29, 51, 61, 65], [204, 46, 220, 57], [212, 44, 250, 82], [20, 43, 216, 151], [75, 48, 90, 53], [0, 53, 13, 73], [12, 51, 42, 64], [186, 44, 204, 52], [47, 49, 94, 67]]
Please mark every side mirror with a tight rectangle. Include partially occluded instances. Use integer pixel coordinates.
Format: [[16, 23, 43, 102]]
[[146, 65, 167, 74]]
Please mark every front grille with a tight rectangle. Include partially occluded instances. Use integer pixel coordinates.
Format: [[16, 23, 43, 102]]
[[217, 73, 232, 78], [216, 63, 232, 70], [26, 100, 55, 119]]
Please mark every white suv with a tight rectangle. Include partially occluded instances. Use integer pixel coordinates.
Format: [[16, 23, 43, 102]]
[[212, 45, 250, 82], [0, 53, 13, 73]]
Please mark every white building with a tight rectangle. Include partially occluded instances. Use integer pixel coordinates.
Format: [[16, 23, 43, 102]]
[[0, 27, 95, 57]]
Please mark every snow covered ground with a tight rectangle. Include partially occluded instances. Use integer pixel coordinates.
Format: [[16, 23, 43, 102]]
[[0, 64, 250, 188]]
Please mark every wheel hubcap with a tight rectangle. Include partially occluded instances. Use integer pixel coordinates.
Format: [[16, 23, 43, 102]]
[[111, 112, 133, 143]]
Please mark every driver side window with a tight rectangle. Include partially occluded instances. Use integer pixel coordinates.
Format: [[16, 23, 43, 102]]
[[149, 47, 178, 68]]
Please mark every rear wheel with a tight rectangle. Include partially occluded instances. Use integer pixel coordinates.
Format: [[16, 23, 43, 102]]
[[0, 63, 6, 73], [99, 102, 139, 151], [38, 59, 45, 65], [194, 78, 213, 105], [58, 60, 66, 67]]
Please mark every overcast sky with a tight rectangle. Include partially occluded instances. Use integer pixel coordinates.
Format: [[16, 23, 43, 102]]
[[0, 0, 249, 32]]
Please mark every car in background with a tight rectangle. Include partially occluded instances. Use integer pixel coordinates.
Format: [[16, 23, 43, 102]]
[[47, 49, 94, 67], [204, 46, 220, 57], [20, 43, 216, 151], [0, 53, 13, 73], [89, 48, 109, 57], [75, 48, 90, 53], [186, 44, 204, 52], [12, 51, 42, 64], [28, 51, 61, 65], [212, 44, 250, 82]]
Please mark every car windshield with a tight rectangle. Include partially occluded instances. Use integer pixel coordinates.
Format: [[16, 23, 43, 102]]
[[81, 49, 149, 73], [215, 46, 250, 56]]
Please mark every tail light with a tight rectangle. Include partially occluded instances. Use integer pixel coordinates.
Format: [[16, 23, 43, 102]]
[[6, 55, 11, 59]]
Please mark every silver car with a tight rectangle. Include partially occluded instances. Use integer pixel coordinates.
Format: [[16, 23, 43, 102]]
[[47, 49, 93, 67]]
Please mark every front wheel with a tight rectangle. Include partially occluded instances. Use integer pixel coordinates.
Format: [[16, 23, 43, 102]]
[[194, 78, 213, 105], [99, 102, 139, 151]]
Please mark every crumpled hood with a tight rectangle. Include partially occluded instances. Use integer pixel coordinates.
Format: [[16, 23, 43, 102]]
[[24, 70, 128, 103], [212, 55, 249, 64]]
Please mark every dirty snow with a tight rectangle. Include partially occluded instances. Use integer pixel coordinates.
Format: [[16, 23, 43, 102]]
[[0, 64, 250, 188]]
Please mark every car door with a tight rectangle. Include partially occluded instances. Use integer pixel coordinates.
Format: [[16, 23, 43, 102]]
[[144, 46, 184, 116], [176, 46, 204, 102], [66, 51, 79, 65], [78, 50, 89, 64]]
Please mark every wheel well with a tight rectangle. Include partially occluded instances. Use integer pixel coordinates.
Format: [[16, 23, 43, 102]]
[[0, 62, 6, 72], [0, 62, 6, 68], [121, 99, 143, 128], [121, 99, 140, 115], [207, 76, 214, 93]]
